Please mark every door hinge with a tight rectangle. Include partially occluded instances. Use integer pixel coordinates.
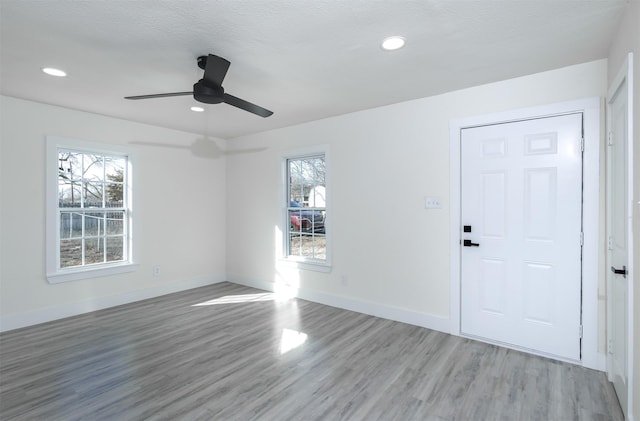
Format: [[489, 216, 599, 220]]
[[608, 236, 614, 250], [607, 131, 614, 146], [579, 325, 583, 339], [608, 338, 614, 354], [580, 232, 584, 246], [581, 137, 585, 152]]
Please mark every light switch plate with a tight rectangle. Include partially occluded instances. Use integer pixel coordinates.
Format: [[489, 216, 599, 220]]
[[425, 196, 442, 209]]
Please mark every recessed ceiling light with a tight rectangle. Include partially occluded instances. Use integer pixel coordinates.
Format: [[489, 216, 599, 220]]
[[381, 36, 405, 51], [42, 67, 67, 77], [190, 106, 205, 112]]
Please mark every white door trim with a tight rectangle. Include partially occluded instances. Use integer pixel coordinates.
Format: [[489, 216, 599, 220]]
[[449, 97, 603, 371], [606, 52, 634, 418]]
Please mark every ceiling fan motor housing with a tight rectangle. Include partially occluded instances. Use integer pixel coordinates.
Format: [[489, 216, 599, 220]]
[[193, 80, 224, 104]]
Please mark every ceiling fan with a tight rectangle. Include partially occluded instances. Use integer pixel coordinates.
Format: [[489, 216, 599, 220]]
[[124, 54, 273, 118]]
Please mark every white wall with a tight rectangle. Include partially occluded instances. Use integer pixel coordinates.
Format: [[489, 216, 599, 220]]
[[1, 61, 609, 344], [0, 96, 227, 330], [226, 60, 608, 332], [607, 1, 640, 418]]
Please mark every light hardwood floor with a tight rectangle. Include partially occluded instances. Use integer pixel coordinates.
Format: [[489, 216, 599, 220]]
[[0, 282, 623, 420]]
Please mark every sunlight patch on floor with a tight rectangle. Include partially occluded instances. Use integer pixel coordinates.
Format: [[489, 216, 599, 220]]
[[192, 293, 275, 306], [280, 328, 308, 354]]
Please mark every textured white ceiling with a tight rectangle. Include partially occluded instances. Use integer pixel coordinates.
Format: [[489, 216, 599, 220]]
[[0, 0, 628, 139]]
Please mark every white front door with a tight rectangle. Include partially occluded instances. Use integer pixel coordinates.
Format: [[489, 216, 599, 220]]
[[606, 55, 632, 419], [460, 113, 583, 361]]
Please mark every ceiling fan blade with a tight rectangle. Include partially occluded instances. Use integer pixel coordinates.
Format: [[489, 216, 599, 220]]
[[124, 92, 192, 100], [223, 94, 273, 118], [203, 54, 230, 87]]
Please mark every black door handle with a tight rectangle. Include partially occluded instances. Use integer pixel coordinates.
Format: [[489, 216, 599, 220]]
[[611, 265, 627, 278], [463, 239, 480, 247]]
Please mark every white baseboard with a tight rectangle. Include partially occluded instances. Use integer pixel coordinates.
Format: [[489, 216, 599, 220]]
[[228, 276, 452, 334], [0, 275, 225, 332]]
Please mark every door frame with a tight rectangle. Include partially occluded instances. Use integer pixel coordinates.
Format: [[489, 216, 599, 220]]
[[449, 97, 603, 371], [606, 52, 634, 417]]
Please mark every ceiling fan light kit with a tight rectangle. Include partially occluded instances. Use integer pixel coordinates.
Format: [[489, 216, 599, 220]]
[[125, 54, 273, 118]]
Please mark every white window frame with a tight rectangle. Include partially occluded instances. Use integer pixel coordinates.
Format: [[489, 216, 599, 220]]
[[280, 145, 331, 272], [46, 136, 138, 283]]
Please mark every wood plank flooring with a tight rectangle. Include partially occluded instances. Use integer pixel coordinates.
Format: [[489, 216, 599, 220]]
[[0, 282, 623, 420]]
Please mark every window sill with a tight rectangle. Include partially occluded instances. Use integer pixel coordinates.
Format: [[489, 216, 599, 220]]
[[278, 258, 332, 273], [47, 262, 139, 284]]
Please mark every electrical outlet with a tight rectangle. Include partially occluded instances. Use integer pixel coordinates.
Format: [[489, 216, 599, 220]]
[[425, 196, 442, 209], [340, 274, 348, 286], [153, 265, 161, 277]]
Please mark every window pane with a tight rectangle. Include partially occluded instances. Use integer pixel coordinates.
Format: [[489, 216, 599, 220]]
[[105, 157, 125, 207], [84, 237, 105, 265], [308, 186, 326, 208], [106, 237, 124, 262], [289, 209, 325, 233], [58, 151, 83, 181], [60, 212, 83, 239], [289, 160, 305, 204], [84, 212, 104, 237], [105, 157, 125, 181], [106, 212, 124, 235], [58, 181, 81, 207], [82, 153, 104, 182], [290, 210, 302, 233], [105, 182, 123, 206], [60, 239, 82, 268], [289, 232, 326, 260], [83, 182, 104, 207]]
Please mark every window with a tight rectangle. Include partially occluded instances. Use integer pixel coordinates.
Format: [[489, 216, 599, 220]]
[[284, 152, 329, 268], [46, 137, 137, 283]]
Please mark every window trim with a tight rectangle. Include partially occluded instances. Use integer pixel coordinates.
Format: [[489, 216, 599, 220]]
[[280, 145, 331, 272], [46, 136, 138, 283]]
